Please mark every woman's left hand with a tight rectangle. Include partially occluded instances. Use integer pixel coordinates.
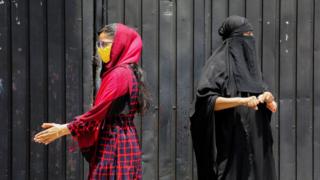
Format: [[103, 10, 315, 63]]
[[258, 91, 274, 103], [266, 101, 277, 113], [33, 123, 69, 145], [258, 92, 277, 112]]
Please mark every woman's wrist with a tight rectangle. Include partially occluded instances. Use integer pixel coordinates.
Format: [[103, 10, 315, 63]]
[[238, 97, 248, 106], [59, 124, 71, 136]]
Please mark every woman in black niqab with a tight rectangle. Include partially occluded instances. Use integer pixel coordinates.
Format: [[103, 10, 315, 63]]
[[190, 16, 277, 180]]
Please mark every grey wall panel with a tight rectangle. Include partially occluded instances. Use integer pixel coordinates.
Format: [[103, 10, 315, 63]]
[[29, 0, 48, 179], [141, 0, 159, 179], [0, 0, 11, 179]]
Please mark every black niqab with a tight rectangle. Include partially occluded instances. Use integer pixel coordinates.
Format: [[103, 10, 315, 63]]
[[220, 15, 267, 94]]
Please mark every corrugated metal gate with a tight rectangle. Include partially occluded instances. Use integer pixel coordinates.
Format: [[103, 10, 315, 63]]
[[0, 0, 319, 180]]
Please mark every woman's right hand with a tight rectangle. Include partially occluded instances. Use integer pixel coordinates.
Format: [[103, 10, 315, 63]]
[[242, 96, 260, 110]]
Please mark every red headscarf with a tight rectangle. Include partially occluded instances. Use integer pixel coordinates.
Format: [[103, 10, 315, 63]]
[[68, 23, 143, 149]]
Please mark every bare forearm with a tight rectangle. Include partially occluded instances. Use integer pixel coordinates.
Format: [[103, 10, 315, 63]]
[[214, 97, 245, 111]]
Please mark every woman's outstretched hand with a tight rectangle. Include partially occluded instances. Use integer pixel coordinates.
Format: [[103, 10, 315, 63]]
[[33, 123, 70, 145]]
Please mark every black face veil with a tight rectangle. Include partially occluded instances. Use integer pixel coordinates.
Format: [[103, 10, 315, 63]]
[[220, 15, 267, 94]]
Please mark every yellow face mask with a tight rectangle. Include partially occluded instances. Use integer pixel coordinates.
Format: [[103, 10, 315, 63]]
[[97, 44, 112, 63]]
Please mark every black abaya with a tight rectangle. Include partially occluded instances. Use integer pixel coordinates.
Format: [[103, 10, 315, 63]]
[[190, 16, 276, 180]]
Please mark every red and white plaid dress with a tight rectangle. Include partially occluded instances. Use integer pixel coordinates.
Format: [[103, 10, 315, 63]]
[[68, 75, 142, 180]]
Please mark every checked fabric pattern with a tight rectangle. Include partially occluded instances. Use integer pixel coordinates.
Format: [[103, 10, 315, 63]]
[[69, 75, 142, 180]]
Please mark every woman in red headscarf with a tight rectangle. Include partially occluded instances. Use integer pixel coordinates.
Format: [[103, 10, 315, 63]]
[[34, 23, 148, 180]]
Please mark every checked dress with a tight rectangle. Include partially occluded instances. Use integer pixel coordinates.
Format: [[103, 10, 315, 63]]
[[67, 23, 144, 180], [68, 71, 142, 180]]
